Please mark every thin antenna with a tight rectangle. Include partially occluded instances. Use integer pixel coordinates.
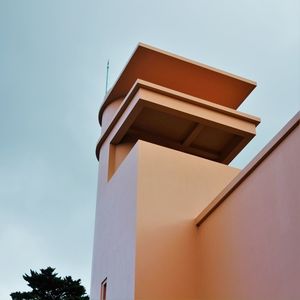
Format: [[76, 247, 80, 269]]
[[105, 60, 110, 95]]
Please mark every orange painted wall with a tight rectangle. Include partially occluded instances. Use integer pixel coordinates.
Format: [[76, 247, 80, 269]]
[[92, 88, 299, 300], [196, 122, 300, 300], [135, 141, 239, 300]]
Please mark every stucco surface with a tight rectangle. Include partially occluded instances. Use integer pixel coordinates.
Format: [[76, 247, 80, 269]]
[[90, 140, 138, 300], [101, 97, 124, 133], [196, 120, 300, 300], [135, 141, 239, 300]]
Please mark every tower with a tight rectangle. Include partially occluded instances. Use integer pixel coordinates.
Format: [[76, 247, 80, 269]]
[[90, 43, 260, 300]]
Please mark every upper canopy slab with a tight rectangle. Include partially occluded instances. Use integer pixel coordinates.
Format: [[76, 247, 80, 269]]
[[99, 43, 256, 125]]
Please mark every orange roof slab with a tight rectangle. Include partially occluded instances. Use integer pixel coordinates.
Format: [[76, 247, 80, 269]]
[[99, 43, 256, 124]]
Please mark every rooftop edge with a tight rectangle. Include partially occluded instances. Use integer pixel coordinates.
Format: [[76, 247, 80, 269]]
[[194, 111, 300, 227], [98, 43, 257, 125]]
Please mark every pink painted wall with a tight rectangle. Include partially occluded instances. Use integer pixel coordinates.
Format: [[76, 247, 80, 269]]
[[101, 97, 124, 133], [90, 101, 138, 300], [196, 122, 300, 300]]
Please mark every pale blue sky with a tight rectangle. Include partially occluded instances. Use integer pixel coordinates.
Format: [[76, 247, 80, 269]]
[[0, 0, 299, 299]]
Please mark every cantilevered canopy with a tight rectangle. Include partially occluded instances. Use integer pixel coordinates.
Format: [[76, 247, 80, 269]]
[[99, 43, 256, 125], [96, 80, 260, 163]]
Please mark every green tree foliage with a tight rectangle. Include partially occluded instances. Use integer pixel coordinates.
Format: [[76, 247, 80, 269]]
[[10, 267, 89, 300]]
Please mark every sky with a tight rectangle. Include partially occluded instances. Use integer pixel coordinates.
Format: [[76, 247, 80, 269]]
[[0, 0, 299, 299]]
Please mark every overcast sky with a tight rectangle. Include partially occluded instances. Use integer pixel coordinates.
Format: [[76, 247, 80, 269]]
[[0, 0, 299, 299]]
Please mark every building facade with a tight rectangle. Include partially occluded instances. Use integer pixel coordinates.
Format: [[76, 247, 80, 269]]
[[90, 44, 300, 300]]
